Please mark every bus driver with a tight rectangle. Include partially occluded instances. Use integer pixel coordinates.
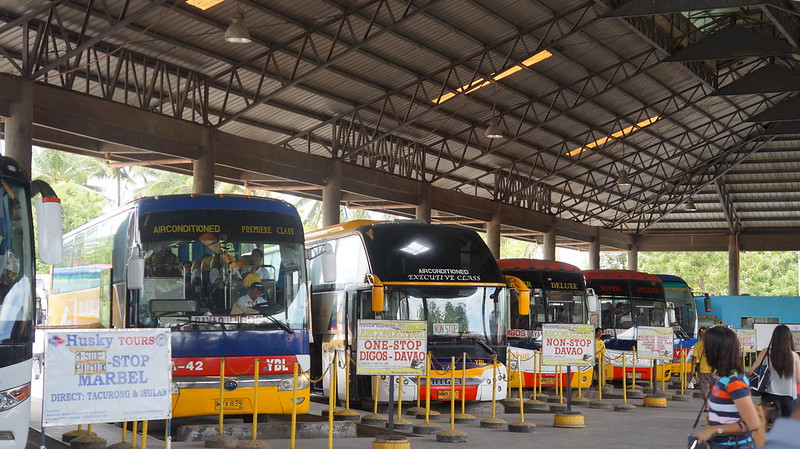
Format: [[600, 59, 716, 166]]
[[237, 273, 269, 309]]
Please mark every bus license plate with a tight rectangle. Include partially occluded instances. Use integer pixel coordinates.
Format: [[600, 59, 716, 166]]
[[214, 399, 244, 410], [438, 390, 460, 400]]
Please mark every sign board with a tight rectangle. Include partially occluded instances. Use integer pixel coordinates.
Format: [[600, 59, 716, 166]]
[[43, 328, 172, 426], [636, 326, 674, 359], [736, 329, 757, 352], [754, 323, 800, 350], [541, 323, 594, 366], [356, 320, 427, 375]]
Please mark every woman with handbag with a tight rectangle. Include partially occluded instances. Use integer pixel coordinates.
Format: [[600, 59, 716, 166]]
[[697, 326, 761, 449], [752, 324, 800, 417]]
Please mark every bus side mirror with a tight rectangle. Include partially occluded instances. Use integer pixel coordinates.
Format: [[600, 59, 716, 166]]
[[586, 288, 598, 313], [127, 247, 150, 290], [704, 294, 712, 313], [34, 197, 63, 265], [504, 275, 530, 316], [321, 244, 336, 283], [366, 274, 384, 312], [666, 301, 677, 325]]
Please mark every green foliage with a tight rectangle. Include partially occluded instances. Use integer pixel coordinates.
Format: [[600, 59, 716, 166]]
[[635, 251, 798, 296]]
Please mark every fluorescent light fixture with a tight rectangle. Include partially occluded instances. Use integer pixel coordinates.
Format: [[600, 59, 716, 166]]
[[432, 50, 553, 104], [186, 0, 226, 10], [568, 115, 661, 157], [400, 241, 430, 255]]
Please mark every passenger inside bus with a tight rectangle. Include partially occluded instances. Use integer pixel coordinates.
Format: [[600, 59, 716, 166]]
[[236, 274, 269, 309]]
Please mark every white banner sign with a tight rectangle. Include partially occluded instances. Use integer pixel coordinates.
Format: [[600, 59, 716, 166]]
[[736, 329, 757, 352], [356, 320, 427, 375], [43, 328, 172, 426], [637, 326, 674, 359], [541, 324, 594, 366]]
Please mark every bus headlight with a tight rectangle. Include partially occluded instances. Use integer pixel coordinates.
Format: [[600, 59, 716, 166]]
[[171, 382, 180, 395], [0, 384, 30, 412], [509, 359, 518, 371], [279, 373, 310, 391]]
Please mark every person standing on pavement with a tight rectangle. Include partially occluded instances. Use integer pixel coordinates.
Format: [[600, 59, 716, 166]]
[[752, 324, 800, 418], [693, 326, 717, 407], [696, 326, 760, 448], [594, 327, 605, 388]]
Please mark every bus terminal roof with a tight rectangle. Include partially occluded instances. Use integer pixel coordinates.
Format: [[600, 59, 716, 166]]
[[3, 1, 800, 252]]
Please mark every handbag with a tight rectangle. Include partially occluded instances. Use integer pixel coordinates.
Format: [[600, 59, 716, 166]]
[[749, 344, 771, 397]]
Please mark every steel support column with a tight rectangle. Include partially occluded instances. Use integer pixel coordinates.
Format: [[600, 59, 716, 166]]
[[322, 160, 342, 227], [487, 205, 501, 259], [627, 244, 638, 272], [543, 228, 557, 261], [728, 234, 740, 295], [416, 182, 432, 223], [5, 80, 33, 177]]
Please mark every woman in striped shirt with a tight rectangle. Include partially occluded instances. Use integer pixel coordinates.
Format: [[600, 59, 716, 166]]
[[697, 326, 761, 448]]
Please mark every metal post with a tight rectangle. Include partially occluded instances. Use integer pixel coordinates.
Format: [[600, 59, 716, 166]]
[[251, 359, 259, 441], [218, 358, 225, 434], [388, 376, 396, 435], [291, 363, 298, 449]]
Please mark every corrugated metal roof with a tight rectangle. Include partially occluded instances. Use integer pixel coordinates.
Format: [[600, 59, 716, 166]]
[[4, 0, 800, 244]]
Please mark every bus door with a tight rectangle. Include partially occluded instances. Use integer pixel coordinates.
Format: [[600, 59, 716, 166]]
[[350, 288, 375, 400]]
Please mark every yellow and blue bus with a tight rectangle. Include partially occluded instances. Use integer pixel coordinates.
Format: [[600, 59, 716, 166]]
[[306, 220, 527, 403], [48, 194, 310, 419], [498, 259, 593, 390], [656, 274, 699, 376], [584, 269, 671, 381], [0, 156, 62, 449]]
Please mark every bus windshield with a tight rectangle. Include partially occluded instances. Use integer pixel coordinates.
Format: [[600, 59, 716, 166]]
[[664, 286, 696, 335], [385, 285, 507, 348], [137, 209, 307, 331], [0, 183, 33, 344]]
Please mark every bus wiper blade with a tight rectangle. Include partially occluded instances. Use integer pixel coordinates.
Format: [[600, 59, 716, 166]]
[[468, 336, 496, 355], [265, 314, 294, 334]]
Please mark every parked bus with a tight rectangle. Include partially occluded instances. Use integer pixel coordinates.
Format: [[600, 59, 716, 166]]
[[0, 156, 62, 449], [498, 259, 593, 389], [656, 274, 699, 375], [306, 220, 528, 403], [656, 274, 698, 339], [583, 269, 671, 381], [48, 194, 310, 420]]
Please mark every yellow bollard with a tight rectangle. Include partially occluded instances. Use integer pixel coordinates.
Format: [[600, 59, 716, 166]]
[[132, 422, 139, 448], [328, 353, 335, 449], [435, 357, 468, 442], [291, 362, 298, 449], [164, 419, 170, 449], [413, 353, 442, 434], [453, 353, 476, 423], [121, 422, 127, 443], [598, 347, 604, 401], [362, 375, 389, 425], [391, 376, 414, 430], [614, 352, 636, 412], [219, 358, 225, 434], [508, 353, 535, 432], [557, 366, 563, 404], [335, 351, 360, 421], [532, 350, 538, 401], [480, 353, 506, 428], [251, 359, 259, 441], [141, 421, 148, 449], [622, 355, 628, 403]]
